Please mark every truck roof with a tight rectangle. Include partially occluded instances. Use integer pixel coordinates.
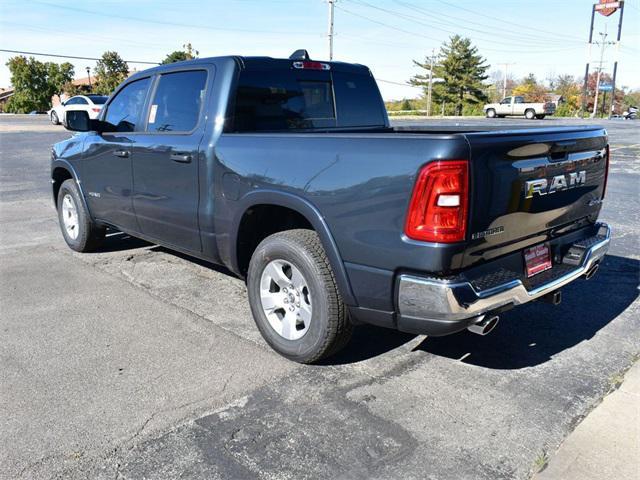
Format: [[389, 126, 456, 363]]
[[129, 55, 372, 79]]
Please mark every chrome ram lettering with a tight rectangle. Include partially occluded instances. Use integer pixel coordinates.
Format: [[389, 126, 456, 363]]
[[524, 170, 586, 198]]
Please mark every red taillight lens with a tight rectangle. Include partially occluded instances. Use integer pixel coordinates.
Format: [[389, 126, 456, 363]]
[[602, 144, 610, 199], [404, 160, 469, 243], [292, 61, 330, 70], [91, 108, 101, 112]]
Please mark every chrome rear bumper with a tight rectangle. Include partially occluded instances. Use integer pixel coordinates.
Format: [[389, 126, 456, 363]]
[[397, 223, 610, 334]]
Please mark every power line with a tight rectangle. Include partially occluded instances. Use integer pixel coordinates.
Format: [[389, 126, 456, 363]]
[[351, 0, 583, 47], [376, 78, 419, 87], [31, 0, 320, 37], [336, 3, 584, 54], [411, 1, 584, 45], [0, 49, 159, 65], [433, 0, 585, 42]]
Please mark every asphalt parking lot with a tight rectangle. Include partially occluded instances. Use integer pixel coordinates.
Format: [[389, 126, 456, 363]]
[[1, 115, 638, 480]]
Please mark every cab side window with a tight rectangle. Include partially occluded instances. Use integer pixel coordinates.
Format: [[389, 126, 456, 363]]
[[500, 97, 512, 105], [147, 70, 207, 132], [103, 78, 151, 132], [515, 96, 525, 104]]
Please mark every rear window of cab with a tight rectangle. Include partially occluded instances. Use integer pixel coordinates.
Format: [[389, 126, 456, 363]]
[[227, 69, 386, 132]]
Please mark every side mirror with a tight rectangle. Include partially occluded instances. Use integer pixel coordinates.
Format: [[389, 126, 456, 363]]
[[64, 110, 97, 132]]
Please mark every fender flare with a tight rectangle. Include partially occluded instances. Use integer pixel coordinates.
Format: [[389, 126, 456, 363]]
[[229, 190, 357, 306], [51, 159, 93, 219]]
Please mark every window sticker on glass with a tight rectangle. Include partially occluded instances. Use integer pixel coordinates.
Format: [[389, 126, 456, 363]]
[[149, 104, 158, 124]]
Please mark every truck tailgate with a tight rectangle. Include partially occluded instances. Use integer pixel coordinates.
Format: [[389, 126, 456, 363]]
[[462, 127, 608, 266]]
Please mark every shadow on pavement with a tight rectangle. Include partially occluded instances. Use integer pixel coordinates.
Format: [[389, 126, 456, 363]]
[[91, 232, 638, 370], [94, 230, 151, 253], [318, 326, 417, 365], [414, 255, 639, 370]]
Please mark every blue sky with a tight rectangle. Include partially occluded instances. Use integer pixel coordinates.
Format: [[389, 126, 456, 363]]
[[1, 0, 639, 100]]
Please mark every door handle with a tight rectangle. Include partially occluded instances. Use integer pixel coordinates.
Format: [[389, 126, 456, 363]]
[[170, 153, 192, 163], [113, 150, 130, 158]]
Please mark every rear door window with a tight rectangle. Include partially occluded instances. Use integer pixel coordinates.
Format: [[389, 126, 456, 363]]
[[104, 77, 151, 132], [147, 70, 208, 132]]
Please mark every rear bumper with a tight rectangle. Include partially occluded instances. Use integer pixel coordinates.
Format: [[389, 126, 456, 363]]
[[396, 223, 610, 335]]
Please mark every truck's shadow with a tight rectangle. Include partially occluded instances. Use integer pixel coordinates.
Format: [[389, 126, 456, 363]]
[[95, 232, 638, 370], [412, 254, 639, 370], [327, 255, 638, 368]]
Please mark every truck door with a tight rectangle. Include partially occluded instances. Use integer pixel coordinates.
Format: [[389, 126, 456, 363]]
[[497, 97, 512, 115], [81, 77, 151, 232], [513, 96, 526, 115], [130, 68, 210, 252]]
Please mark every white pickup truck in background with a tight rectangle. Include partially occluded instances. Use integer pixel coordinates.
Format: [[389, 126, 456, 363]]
[[484, 96, 556, 119]]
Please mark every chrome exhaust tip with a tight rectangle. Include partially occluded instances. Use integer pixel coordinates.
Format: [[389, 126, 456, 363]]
[[583, 263, 599, 280], [467, 315, 500, 336]]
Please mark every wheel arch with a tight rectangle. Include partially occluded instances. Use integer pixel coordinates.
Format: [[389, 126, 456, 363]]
[[51, 160, 92, 218], [230, 190, 357, 306]]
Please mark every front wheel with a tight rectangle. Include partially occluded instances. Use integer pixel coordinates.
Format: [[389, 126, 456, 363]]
[[525, 109, 536, 120], [247, 229, 353, 363], [485, 108, 496, 118], [57, 179, 105, 252], [50, 111, 59, 125]]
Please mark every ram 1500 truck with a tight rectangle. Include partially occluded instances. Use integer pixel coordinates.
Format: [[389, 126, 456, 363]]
[[52, 51, 611, 363]]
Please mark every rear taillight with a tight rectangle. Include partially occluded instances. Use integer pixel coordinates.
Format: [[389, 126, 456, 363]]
[[91, 108, 100, 112], [292, 61, 330, 70], [404, 160, 469, 243], [602, 144, 610, 199]]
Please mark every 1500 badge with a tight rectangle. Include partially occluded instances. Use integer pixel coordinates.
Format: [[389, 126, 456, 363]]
[[524, 171, 586, 198]]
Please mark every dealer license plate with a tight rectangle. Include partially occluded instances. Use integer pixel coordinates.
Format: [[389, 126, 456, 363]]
[[524, 243, 552, 278]]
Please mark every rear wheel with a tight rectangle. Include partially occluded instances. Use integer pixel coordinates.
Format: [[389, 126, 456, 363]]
[[57, 179, 105, 252], [247, 229, 352, 363], [485, 108, 496, 118], [525, 109, 536, 120]]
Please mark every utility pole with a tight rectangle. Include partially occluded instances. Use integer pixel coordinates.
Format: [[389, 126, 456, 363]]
[[86, 67, 91, 89], [590, 26, 613, 119], [426, 49, 435, 117], [497, 63, 515, 98], [608, 1, 625, 118], [327, 0, 336, 60]]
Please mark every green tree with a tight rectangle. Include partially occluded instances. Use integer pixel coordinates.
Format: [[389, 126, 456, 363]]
[[411, 35, 489, 116], [400, 98, 412, 111], [94, 51, 129, 95], [512, 73, 547, 102], [553, 74, 580, 112], [161, 42, 199, 64], [5, 56, 74, 113]]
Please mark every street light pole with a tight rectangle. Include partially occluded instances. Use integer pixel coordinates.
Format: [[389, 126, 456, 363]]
[[86, 67, 91, 89]]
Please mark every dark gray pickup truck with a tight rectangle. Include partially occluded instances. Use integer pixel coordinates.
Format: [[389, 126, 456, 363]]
[[52, 51, 611, 363]]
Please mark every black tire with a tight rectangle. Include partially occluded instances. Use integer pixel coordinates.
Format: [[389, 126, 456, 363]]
[[497, 114, 506, 118], [485, 108, 496, 118], [57, 179, 105, 252], [536, 114, 546, 120], [50, 111, 59, 125], [525, 109, 536, 120], [247, 229, 353, 363]]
